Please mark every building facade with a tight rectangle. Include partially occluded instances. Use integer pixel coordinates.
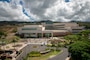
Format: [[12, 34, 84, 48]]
[[17, 23, 84, 38]]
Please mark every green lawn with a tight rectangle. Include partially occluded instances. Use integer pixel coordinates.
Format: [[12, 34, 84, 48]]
[[25, 50, 61, 60]]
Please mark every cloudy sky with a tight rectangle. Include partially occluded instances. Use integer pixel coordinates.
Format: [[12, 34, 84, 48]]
[[0, 0, 90, 22]]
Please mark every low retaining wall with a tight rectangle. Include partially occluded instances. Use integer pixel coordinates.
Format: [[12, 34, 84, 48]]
[[40, 50, 51, 54], [16, 44, 30, 60]]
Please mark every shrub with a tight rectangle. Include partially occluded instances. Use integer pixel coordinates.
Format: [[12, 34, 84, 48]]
[[45, 48, 49, 51], [28, 51, 41, 57]]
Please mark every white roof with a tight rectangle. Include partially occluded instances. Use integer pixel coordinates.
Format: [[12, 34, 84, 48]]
[[23, 25, 43, 27]]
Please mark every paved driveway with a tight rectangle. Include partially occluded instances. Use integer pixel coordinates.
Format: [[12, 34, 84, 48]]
[[48, 48, 68, 60]]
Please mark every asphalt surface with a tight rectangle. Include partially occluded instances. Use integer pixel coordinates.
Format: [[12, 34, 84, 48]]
[[48, 48, 68, 60], [16, 44, 47, 60]]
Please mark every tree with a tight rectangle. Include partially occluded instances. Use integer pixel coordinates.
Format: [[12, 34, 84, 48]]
[[64, 35, 79, 44], [0, 31, 7, 38], [69, 41, 90, 60], [78, 30, 90, 40]]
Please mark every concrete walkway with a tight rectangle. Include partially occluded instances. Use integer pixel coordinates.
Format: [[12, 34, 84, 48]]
[[48, 48, 69, 60], [65, 57, 70, 60]]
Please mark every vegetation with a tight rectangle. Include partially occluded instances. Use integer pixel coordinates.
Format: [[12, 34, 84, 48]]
[[77, 22, 90, 29], [64, 30, 90, 60], [23, 50, 60, 60], [78, 30, 90, 40], [50, 40, 65, 47], [64, 35, 79, 44], [0, 24, 20, 44], [28, 51, 41, 57], [0, 31, 7, 46], [64, 30, 90, 43], [0, 31, 7, 38], [69, 41, 90, 60]]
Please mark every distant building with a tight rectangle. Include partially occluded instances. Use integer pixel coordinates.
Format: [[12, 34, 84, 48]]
[[17, 22, 84, 38]]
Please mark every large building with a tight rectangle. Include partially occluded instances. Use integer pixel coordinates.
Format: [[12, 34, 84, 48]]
[[17, 22, 84, 38]]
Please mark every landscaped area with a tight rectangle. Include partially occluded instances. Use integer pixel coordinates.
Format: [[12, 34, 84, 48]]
[[0, 22, 90, 60], [23, 50, 61, 60]]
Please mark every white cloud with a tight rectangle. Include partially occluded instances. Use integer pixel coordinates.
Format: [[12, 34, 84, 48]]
[[0, 0, 90, 22], [0, 1, 29, 21]]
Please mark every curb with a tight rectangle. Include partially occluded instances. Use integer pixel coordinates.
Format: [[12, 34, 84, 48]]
[[48, 50, 63, 59]]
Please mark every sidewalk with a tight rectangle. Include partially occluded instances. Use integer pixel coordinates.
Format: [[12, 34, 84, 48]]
[[65, 57, 70, 60]]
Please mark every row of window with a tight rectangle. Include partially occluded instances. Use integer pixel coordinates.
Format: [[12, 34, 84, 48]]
[[22, 28, 37, 30]]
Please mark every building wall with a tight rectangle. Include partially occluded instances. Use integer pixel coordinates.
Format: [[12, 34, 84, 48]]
[[17, 23, 84, 38]]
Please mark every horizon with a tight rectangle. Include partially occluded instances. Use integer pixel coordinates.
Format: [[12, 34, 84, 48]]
[[0, 20, 90, 22]]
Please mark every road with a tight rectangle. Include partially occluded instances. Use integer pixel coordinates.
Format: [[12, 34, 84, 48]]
[[48, 48, 69, 60]]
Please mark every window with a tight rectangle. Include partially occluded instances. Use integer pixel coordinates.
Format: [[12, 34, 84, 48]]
[[22, 28, 37, 30]]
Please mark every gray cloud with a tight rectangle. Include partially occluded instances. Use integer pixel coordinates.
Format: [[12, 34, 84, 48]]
[[0, 0, 90, 22], [23, 0, 57, 20], [0, 1, 29, 21]]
